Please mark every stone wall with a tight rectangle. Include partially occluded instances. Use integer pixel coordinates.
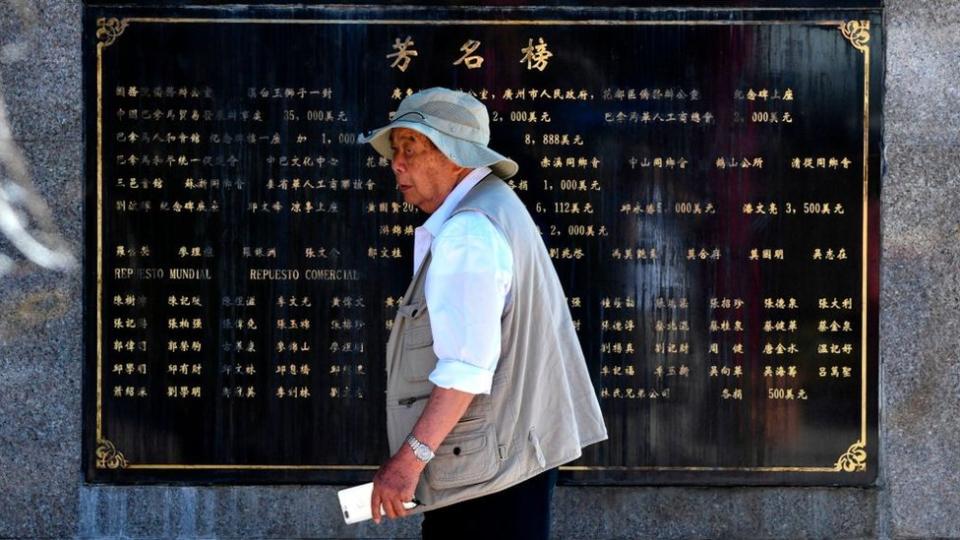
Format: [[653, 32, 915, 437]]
[[1, 1, 957, 538]]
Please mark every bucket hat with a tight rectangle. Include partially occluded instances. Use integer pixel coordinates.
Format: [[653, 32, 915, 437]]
[[358, 87, 519, 180]]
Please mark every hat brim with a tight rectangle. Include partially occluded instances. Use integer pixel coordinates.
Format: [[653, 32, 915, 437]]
[[358, 120, 519, 180]]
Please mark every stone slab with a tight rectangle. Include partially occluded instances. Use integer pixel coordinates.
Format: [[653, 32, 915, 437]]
[[0, 47, 82, 144]]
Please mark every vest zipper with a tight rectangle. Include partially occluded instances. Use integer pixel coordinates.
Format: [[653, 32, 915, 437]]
[[398, 394, 431, 407]]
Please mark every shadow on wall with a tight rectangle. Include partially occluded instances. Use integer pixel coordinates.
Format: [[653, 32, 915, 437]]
[[0, 0, 76, 282]]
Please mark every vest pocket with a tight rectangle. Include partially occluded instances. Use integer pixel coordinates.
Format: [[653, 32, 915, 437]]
[[424, 424, 499, 490], [403, 325, 433, 349], [459, 395, 491, 422], [397, 301, 427, 320], [399, 301, 435, 383], [401, 333, 436, 383]]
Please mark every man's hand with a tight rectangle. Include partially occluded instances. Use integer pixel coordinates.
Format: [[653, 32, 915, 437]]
[[371, 445, 425, 524], [371, 386, 476, 524]]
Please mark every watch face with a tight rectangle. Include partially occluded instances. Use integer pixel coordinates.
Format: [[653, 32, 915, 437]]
[[408, 436, 432, 462]]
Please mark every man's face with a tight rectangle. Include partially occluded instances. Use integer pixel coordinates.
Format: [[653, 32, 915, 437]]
[[389, 128, 465, 214]]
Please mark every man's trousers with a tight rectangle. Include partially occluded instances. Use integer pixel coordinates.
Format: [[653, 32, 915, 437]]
[[420, 467, 559, 539]]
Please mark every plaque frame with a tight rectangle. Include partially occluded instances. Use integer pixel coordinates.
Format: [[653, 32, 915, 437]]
[[83, 5, 882, 485]]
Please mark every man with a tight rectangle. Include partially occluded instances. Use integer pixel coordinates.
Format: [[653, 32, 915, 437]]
[[359, 87, 606, 539]]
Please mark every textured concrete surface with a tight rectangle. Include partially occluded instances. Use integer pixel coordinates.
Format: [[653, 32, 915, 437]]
[[882, 0, 960, 538], [2, 51, 83, 144], [552, 486, 878, 539], [76, 486, 423, 539], [0, 1, 83, 539], [2, 0, 960, 538]]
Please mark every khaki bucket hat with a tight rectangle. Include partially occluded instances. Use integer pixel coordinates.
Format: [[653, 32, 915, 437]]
[[358, 87, 519, 180]]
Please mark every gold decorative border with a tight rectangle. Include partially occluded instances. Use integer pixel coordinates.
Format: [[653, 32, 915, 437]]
[[840, 20, 870, 54], [834, 440, 867, 472], [858, 18, 872, 471], [95, 16, 875, 473], [95, 439, 129, 469], [96, 17, 128, 48]]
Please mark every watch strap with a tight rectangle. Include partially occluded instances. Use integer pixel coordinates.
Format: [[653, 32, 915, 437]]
[[405, 434, 435, 463]]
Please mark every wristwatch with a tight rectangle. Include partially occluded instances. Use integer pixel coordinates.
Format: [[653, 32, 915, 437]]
[[405, 434, 435, 463]]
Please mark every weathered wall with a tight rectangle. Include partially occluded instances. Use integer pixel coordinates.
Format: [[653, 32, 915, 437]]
[[1, 1, 958, 538]]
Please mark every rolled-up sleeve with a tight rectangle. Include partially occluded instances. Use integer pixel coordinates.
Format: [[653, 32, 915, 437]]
[[425, 211, 513, 395]]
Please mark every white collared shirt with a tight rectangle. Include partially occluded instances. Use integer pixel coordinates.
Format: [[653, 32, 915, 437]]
[[414, 166, 513, 395]]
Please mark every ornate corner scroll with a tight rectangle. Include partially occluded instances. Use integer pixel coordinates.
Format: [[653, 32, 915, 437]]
[[95, 439, 129, 469], [96, 18, 128, 48], [839, 20, 870, 54], [834, 440, 867, 472]]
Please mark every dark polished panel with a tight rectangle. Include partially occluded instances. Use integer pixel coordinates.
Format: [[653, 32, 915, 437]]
[[82, 3, 882, 485]]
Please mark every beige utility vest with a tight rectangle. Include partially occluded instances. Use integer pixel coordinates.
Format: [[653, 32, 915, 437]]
[[384, 174, 608, 512]]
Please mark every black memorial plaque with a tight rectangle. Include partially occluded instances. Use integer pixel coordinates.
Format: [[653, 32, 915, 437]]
[[83, 3, 882, 485]]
